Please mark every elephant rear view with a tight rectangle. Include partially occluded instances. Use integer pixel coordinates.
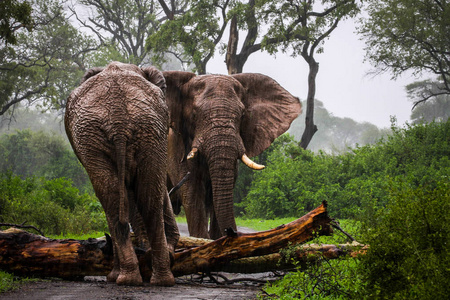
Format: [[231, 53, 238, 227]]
[[65, 61, 178, 286]]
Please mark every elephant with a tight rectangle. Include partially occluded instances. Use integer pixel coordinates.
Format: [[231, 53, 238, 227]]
[[65, 61, 179, 286], [163, 71, 302, 240]]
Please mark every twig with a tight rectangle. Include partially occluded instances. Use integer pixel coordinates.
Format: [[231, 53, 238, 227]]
[[169, 171, 190, 196], [330, 220, 356, 242], [201, 272, 275, 286], [0, 222, 45, 236]]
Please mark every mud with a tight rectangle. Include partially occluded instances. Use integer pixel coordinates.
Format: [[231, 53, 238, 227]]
[[1, 225, 269, 299], [0, 275, 265, 300]]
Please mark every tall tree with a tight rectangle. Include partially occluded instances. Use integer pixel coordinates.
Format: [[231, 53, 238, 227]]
[[225, 0, 259, 74], [147, 0, 230, 74], [69, 0, 190, 65], [257, 0, 360, 149], [359, 0, 450, 106], [407, 80, 450, 124], [0, 0, 33, 45], [148, 1, 359, 148], [0, 0, 99, 116]]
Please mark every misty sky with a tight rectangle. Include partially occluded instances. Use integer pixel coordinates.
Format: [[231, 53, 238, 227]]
[[208, 19, 421, 129]]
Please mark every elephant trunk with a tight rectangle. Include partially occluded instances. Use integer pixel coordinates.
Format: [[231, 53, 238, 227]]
[[203, 133, 240, 238]]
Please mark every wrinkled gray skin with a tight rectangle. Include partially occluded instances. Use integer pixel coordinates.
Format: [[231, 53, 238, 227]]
[[65, 62, 179, 286], [164, 71, 302, 240]]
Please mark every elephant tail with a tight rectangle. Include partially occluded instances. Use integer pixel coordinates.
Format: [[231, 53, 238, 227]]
[[115, 135, 128, 225]]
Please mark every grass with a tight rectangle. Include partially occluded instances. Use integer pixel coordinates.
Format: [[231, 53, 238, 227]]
[[0, 270, 40, 294], [48, 231, 106, 240], [175, 216, 298, 232], [175, 216, 360, 244]]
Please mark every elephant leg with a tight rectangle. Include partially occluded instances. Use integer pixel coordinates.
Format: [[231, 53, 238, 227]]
[[129, 190, 151, 250], [84, 156, 142, 285], [183, 170, 210, 239], [106, 216, 120, 282], [209, 207, 222, 239], [163, 191, 180, 258], [104, 212, 142, 286], [136, 164, 174, 286]]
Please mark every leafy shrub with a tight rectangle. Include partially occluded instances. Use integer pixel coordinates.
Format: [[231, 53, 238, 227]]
[[240, 120, 450, 220], [262, 255, 365, 299], [359, 178, 450, 299], [0, 270, 39, 293], [0, 129, 91, 191], [0, 173, 107, 236]]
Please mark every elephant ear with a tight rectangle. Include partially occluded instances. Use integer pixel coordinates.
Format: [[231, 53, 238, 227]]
[[81, 67, 104, 84], [232, 73, 302, 158], [162, 71, 197, 131], [141, 66, 167, 94]]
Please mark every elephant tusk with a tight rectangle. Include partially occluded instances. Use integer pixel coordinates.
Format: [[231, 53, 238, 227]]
[[187, 148, 198, 160], [241, 154, 265, 170]]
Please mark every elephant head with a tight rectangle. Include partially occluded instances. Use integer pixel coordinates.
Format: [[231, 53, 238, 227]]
[[164, 71, 302, 239]]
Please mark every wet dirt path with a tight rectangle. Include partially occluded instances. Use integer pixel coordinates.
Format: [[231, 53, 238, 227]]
[[0, 224, 267, 300]]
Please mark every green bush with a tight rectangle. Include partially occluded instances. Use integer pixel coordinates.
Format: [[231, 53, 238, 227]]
[[0, 129, 91, 191], [240, 120, 450, 220], [0, 173, 107, 236], [0, 270, 39, 293], [359, 178, 450, 299], [262, 255, 365, 299]]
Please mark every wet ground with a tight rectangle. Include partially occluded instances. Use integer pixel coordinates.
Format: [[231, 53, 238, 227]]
[[0, 224, 270, 300], [0, 275, 265, 300]]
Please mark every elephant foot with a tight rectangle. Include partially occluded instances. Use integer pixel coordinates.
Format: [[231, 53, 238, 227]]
[[106, 268, 119, 282], [116, 270, 143, 286], [150, 272, 175, 286]]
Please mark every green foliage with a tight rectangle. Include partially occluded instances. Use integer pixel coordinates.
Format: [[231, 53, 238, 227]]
[[0, 0, 33, 45], [359, 0, 450, 100], [359, 179, 450, 299], [257, 0, 360, 57], [0, 270, 16, 293], [146, 0, 228, 73], [0, 173, 107, 236], [234, 134, 296, 216], [0, 0, 99, 115], [262, 256, 365, 299], [252, 120, 449, 299], [241, 120, 450, 220], [240, 135, 343, 219], [0, 129, 91, 191], [0, 270, 39, 293]]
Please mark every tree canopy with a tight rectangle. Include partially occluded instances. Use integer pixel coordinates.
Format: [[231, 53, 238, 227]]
[[257, 0, 360, 149], [146, 0, 230, 73], [0, 0, 99, 115], [69, 0, 188, 65], [407, 80, 450, 124], [0, 0, 33, 45], [359, 0, 450, 106]]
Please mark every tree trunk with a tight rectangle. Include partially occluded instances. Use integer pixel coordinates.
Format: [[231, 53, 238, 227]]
[[300, 58, 319, 149], [0, 202, 340, 279], [225, 0, 259, 75], [226, 16, 240, 75]]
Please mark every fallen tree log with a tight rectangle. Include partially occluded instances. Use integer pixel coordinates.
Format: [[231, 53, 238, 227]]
[[171, 200, 332, 276], [0, 201, 355, 279]]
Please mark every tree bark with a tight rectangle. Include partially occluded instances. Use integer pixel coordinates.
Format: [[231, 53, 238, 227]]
[[0, 202, 339, 279], [226, 15, 240, 75], [225, 0, 259, 75], [300, 58, 319, 149]]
